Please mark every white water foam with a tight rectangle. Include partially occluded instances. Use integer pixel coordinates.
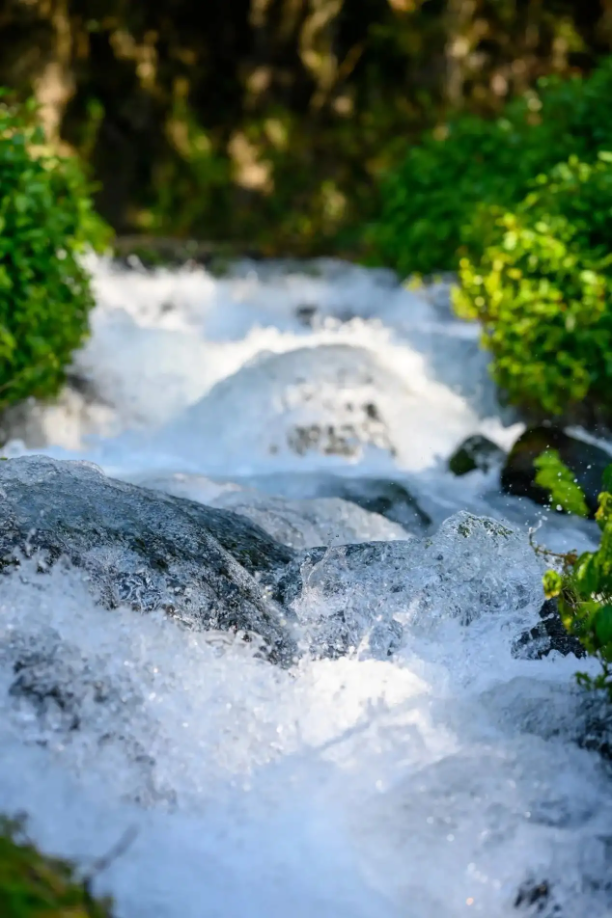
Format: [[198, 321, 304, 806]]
[[1, 255, 610, 917]]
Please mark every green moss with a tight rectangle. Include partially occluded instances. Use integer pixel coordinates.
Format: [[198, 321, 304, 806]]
[[455, 514, 512, 540], [0, 817, 114, 917]]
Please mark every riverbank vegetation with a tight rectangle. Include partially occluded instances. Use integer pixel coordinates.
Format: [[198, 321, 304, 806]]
[[0, 94, 109, 409], [0, 817, 114, 917], [535, 451, 612, 701], [2, 0, 611, 255], [375, 56, 612, 425]]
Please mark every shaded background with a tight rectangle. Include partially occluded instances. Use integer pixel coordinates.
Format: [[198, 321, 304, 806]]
[[3, 0, 612, 255]]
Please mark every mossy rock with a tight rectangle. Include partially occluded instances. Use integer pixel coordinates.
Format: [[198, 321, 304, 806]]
[[448, 435, 505, 476], [501, 426, 611, 517], [0, 817, 114, 917]]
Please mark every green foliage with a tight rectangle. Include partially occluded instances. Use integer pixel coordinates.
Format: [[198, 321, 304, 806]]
[[373, 57, 612, 277], [534, 450, 590, 518], [537, 459, 612, 700], [453, 154, 612, 417], [0, 816, 114, 916], [372, 113, 536, 277], [0, 94, 111, 409], [5, 0, 610, 252]]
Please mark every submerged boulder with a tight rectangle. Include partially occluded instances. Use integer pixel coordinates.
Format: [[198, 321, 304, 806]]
[[310, 475, 432, 533], [238, 472, 431, 535], [0, 459, 547, 669], [158, 344, 411, 467], [448, 434, 505, 476], [272, 511, 544, 659], [212, 490, 410, 549], [0, 456, 297, 664], [501, 426, 611, 516]]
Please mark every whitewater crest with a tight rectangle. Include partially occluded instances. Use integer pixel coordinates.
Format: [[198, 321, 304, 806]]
[[0, 256, 611, 918]]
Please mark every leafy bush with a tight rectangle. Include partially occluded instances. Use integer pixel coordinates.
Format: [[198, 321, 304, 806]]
[[372, 56, 612, 277], [453, 155, 612, 418], [534, 450, 612, 700], [0, 815, 114, 916], [371, 113, 536, 277], [0, 94, 110, 409]]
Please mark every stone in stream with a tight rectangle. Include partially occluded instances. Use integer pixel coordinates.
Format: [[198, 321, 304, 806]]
[[211, 490, 411, 550], [272, 511, 544, 659], [0, 458, 549, 671], [309, 475, 432, 533], [159, 344, 412, 466], [512, 598, 586, 661], [501, 426, 611, 517], [124, 469, 417, 546], [0, 456, 297, 664], [448, 434, 505, 477], [235, 471, 432, 535]]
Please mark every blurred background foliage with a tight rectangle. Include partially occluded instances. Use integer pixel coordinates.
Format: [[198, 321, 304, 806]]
[[2, 0, 612, 256]]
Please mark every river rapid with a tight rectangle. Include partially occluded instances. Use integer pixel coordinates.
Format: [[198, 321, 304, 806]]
[[0, 255, 610, 918]]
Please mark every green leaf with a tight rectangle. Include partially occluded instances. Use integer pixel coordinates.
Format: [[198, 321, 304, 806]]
[[572, 553, 600, 597], [602, 463, 612, 493], [594, 604, 612, 645], [543, 569, 563, 599], [534, 450, 589, 517]]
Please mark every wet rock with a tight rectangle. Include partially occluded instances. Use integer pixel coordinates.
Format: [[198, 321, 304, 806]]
[[160, 344, 412, 466], [273, 511, 543, 658], [212, 491, 410, 549], [2, 627, 179, 806], [512, 598, 586, 661], [0, 456, 297, 664], [501, 426, 611, 517], [448, 434, 505, 476], [310, 475, 431, 533], [482, 678, 612, 764], [514, 879, 555, 913], [579, 693, 612, 762], [295, 303, 318, 327], [8, 641, 139, 739]]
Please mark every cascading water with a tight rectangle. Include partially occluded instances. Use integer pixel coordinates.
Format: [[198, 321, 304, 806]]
[[0, 255, 610, 917]]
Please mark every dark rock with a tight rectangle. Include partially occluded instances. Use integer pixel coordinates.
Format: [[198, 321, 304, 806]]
[[448, 434, 505, 476], [212, 490, 409, 549], [512, 598, 586, 661], [578, 692, 612, 762], [501, 426, 611, 517], [295, 304, 318, 327], [0, 456, 297, 664], [514, 879, 554, 912], [227, 471, 431, 535], [312, 475, 432, 533]]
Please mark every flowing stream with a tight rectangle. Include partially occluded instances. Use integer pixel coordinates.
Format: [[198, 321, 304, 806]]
[[0, 256, 611, 917]]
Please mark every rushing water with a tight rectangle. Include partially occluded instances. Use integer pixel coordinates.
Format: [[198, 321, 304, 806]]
[[1, 256, 611, 917]]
